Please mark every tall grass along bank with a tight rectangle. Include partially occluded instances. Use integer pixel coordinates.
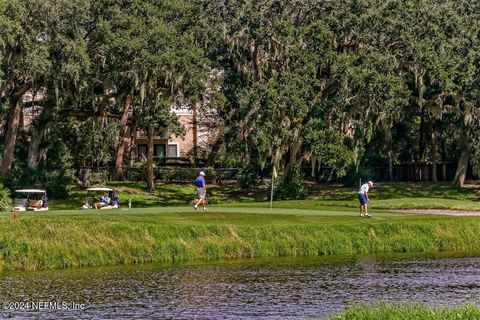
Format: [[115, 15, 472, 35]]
[[2, 210, 480, 271], [330, 304, 480, 320]]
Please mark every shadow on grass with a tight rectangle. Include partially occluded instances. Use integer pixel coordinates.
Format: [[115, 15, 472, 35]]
[[156, 183, 268, 206], [308, 182, 480, 202]]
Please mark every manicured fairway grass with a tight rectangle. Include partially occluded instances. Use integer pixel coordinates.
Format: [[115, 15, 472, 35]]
[[227, 182, 480, 211], [330, 304, 480, 320], [2, 206, 480, 271], [49, 181, 480, 211], [50, 183, 248, 210]]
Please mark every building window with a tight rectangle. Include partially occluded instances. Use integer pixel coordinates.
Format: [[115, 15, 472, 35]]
[[167, 144, 178, 157], [154, 144, 166, 157], [137, 145, 147, 161]]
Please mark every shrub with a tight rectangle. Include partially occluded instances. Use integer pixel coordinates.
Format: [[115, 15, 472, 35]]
[[274, 164, 307, 200], [155, 167, 195, 183], [237, 164, 260, 189], [3, 140, 74, 198], [0, 183, 12, 211], [203, 167, 218, 183], [341, 166, 374, 187], [39, 140, 75, 198], [126, 163, 147, 181], [82, 171, 110, 187]]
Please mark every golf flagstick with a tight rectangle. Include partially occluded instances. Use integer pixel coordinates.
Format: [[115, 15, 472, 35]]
[[270, 166, 277, 210]]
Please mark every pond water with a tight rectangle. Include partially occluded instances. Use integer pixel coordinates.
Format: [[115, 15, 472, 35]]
[[1, 254, 480, 319]]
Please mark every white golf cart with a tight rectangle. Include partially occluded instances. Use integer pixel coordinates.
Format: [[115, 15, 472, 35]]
[[13, 189, 49, 212], [82, 187, 120, 210]]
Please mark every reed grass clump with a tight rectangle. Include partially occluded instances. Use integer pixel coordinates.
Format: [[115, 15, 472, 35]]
[[330, 304, 480, 320]]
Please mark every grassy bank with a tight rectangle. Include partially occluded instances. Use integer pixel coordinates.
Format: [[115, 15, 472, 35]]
[[330, 304, 480, 320], [2, 207, 480, 271]]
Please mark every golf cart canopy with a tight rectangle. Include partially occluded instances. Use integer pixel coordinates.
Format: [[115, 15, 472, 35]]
[[87, 187, 113, 192], [13, 189, 49, 212], [15, 189, 47, 193], [82, 187, 119, 210]]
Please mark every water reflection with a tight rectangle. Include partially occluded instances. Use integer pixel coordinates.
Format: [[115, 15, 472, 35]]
[[1, 255, 480, 319]]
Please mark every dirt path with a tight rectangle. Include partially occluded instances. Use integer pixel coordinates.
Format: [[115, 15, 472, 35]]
[[394, 209, 480, 216]]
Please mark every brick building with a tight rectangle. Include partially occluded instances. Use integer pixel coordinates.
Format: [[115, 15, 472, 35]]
[[126, 106, 215, 162], [19, 90, 217, 164]]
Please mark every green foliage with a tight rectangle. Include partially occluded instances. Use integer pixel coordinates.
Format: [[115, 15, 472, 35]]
[[83, 172, 110, 187], [274, 164, 307, 200], [40, 139, 75, 198], [341, 166, 374, 187], [126, 162, 147, 181], [156, 167, 195, 183], [3, 166, 37, 193], [203, 167, 218, 183], [304, 106, 355, 179], [69, 118, 120, 167], [236, 164, 260, 189], [3, 140, 74, 198], [2, 0, 480, 188], [203, 0, 480, 184], [330, 304, 480, 320], [0, 183, 11, 211]]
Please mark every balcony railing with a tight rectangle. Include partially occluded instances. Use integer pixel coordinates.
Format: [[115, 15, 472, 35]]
[[135, 130, 170, 139]]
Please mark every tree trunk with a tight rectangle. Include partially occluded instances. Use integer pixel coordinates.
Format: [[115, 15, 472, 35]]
[[452, 143, 471, 187], [418, 107, 430, 182], [0, 100, 22, 178], [147, 126, 155, 192], [418, 107, 426, 161], [281, 140, 303, 183], [430, 124, 437, 183], [27, 133, 42, 169], [27, 119, 54, 169], [192, 103, 198, 162], [206, 135, 224, 167], [422, 164, 429, 182], [387, 137, 394, 181], [113, 95, 132, 180], [129, 122, 138, 166]]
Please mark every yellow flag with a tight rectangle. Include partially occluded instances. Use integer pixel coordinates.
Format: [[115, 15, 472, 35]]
[[272, 166, 277, 178]]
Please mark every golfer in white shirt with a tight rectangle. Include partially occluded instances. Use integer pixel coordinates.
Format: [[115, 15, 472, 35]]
[[358, 181, 373, 217]]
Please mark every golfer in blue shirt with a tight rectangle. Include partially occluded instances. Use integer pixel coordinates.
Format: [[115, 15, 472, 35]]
[[193, 171, 207, 211]]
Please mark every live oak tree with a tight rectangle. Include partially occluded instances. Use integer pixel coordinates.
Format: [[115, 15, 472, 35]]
[[126, 1, 205, 192], [87, 0, 152, 180], [0, 0, 51, 177], [362, 0, 480, 185], [25, 0, 91, 170], [190, 0, 480, 189], [195, 0, 357, 184]]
